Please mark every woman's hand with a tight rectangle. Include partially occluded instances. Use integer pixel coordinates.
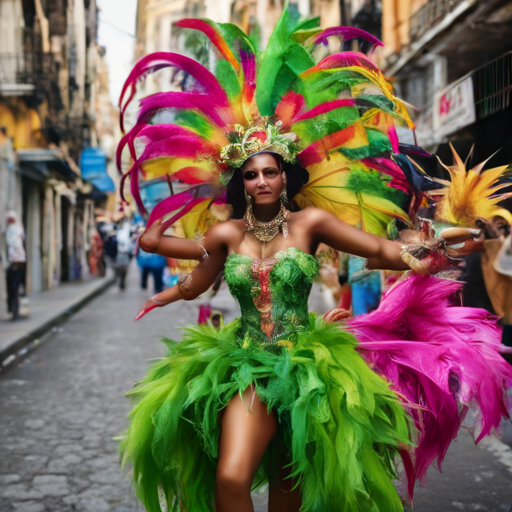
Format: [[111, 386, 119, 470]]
[[135, 296, 169, 321], [135, 286, 183, 320], [398, 222, 485, 275], [139, 219, 166, 253]]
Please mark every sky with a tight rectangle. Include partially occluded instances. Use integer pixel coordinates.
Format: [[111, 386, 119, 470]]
[[97, 0, 138, 106]]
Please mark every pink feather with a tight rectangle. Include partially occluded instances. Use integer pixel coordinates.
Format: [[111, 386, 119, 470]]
[[146, 185, 221, 229], [116, 123, 146, 174], [240, 49, 256, 103], [313, 51, 379, 73], [119, 170, 130, 204], [137, 92, 231, 128], [313, 26, 383, 49], [292, 99, 356, 123], [119, 52, 229, 132], [388, 124, 400, 153], [362, 157, 410, 194], [348, 275, 512, 492], [139, 138, 218, 164], [132, 124, 219, 164], [128, 162, 146, 215]]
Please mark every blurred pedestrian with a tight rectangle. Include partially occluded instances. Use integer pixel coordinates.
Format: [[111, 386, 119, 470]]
[[4, 210, 26, 320], [88, 228, 105, 277], [115, 220, 134, 291], [102, 222, 118, 266], [136, 247, 167, 294]]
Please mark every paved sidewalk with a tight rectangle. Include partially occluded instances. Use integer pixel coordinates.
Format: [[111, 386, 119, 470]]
[[0, 270, 115, 367]]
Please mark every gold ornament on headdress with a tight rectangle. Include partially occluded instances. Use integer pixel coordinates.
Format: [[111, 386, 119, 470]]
[[220, 120, 298, 173], [427, 145, 512, 226]]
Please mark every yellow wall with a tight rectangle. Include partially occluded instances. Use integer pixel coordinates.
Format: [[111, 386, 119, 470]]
[[0, 100, 43, 149], [382, 0, 428, 60]]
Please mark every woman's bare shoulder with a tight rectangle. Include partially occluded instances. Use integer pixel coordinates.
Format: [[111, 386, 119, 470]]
[[205, 219, 245, 246], [291, 207, 330, 226]]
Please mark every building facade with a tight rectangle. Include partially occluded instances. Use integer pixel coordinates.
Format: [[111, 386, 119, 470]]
[[0, 0, 116, 320], [382, 0, 512, 172]]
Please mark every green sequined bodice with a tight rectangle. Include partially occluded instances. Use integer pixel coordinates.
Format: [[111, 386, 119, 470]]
[[224, 247, 319, 344]]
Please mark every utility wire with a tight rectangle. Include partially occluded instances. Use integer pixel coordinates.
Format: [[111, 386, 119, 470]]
[[100, 18, 136, 39]]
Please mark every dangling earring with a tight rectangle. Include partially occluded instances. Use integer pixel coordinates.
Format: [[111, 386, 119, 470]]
[[280, 172, 290, 238], [244, 189, 253, 207], [280, 172, 288, 207], [244, 190, 254, 232]]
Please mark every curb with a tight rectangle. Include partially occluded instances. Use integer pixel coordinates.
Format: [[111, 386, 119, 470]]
[[0, 272, 115, 368]]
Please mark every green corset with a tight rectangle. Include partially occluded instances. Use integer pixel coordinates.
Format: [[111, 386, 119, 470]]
[[224, 247, 319, 344]]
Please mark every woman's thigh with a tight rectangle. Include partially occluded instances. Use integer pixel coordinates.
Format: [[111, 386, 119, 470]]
[[217, 386, 278, 486]]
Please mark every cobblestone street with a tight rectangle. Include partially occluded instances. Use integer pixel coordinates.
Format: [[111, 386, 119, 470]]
[[1, 266, 512, 512]]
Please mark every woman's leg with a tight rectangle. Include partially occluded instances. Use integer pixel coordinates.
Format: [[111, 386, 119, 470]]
[[215, 386, 278, 512]]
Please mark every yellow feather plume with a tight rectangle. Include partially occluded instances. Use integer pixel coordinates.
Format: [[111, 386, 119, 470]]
[[429, 144, 512, 226]]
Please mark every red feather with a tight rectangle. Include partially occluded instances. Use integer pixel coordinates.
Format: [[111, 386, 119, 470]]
[[275, 92, 305, 131]]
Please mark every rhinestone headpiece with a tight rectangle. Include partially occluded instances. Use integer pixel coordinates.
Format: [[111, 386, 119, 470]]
[[220, 120, 299, 174]]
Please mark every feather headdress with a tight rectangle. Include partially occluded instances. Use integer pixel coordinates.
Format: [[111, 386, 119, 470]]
[[427, 145, 512, 226], [118, 9, 416, 237]]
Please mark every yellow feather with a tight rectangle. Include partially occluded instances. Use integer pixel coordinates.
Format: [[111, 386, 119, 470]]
[[179, 199, 217, 238], [435, 147, 512, 226], [294, 153, 411, 236], [343, 66, 414, 129], [142, 158, 219, 182]]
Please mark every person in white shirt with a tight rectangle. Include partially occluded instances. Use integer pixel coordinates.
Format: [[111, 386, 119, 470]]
[[5, 210, 26, 320]]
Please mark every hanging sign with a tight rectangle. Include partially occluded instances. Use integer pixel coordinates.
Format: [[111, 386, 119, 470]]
[[433, 76, 476, 138]]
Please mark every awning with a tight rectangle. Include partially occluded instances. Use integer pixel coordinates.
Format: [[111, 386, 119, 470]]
[[90, 175, 116, 192], [80, 147, 116, 193], [18, 148, 78, 182]]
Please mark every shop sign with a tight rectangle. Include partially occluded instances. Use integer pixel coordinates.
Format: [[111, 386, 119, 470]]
[[433, 76, 476, 138]]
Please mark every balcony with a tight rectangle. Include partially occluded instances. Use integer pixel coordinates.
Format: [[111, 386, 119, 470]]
[[409, 0, 468, 44], [472, 51, 512, 119], [0, 52, 56, 97]]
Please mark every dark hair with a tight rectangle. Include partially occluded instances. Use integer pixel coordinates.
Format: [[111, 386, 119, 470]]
[[226, 154, 310, 219]]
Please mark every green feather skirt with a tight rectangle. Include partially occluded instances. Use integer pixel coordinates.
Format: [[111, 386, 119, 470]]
[[120, 315, 411, 512]]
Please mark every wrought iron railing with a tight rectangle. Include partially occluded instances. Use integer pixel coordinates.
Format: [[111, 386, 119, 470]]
[[472, 51, 512, 119], [409, 0, 466, 43], [0, 52, 56, 91]]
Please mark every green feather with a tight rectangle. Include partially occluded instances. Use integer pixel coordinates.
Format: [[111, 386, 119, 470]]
[[293, 106, 361, 145], [218, 22, 256, 56], [215, 59, 240, 101], [346, 167, 407, 207], [174, 111, 214, 139], [292, 16, 321, 33], [357, 94, 396, 113], [300, 70, 369, 107], [366, 128, 393, 155], [256, 9, 315, 115]]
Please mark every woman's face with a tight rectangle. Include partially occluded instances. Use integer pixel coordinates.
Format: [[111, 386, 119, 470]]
[[241, 153, 283, 205]]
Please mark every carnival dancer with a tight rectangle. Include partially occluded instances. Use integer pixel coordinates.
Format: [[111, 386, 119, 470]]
[[116, 9, 512, 512]]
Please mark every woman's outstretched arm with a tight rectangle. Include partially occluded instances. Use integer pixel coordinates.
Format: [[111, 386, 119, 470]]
[[139, 219, 208, 260], [308, 208, 410, 271], [135, 223, 229, 320]]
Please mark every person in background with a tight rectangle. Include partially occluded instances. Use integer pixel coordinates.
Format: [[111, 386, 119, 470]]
[[480, 231, 512, 356], [4, 210, 26, 320], [115, 220, 135, 291], [136, 246, 167, 294], [88, 228, 105, 277], [102, 221, 118, 267]]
